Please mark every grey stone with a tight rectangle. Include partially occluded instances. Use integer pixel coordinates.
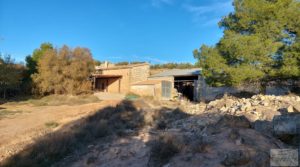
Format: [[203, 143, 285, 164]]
[[254, 120, 272, 134], [272, 114, 300, 135]]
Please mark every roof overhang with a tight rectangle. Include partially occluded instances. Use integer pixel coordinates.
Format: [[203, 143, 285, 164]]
[[149, 68, 202, 78], [92, 74, 122, 78]]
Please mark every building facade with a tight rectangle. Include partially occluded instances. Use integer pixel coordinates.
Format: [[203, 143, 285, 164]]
[[92, 62, 150, 94]]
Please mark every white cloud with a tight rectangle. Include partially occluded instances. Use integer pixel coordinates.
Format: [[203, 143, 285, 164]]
[[132, 55, 167, 64], [184, 0, 233, 26], [184, 1, 233, 15], [148, 0, 233, 26]]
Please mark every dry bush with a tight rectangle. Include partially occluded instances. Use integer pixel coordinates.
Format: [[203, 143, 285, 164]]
[[190, 136, 213, 153], [148, 134, 180, 167], [32, 45, 94, 95], [44, 121, 59, 128], [216, 115, 251, 129], [143, 107, 190, 130]]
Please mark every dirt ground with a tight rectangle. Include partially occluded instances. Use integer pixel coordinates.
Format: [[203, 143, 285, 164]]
[[0, 94, 299, 167], [0, 99, 121, 162], [94, 92, 125, 100]]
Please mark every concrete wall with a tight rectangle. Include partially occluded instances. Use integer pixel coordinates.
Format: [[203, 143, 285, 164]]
[[131, 85, 156, 97], [130, 83, 165, 100], [107, 78, 120, 93], [148, 76, 175, 98]]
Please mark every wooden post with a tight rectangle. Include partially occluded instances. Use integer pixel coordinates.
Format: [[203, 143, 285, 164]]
[[118, 78, 121, 93], [106, 79, 108, 92], [93, 77, 96, 90]]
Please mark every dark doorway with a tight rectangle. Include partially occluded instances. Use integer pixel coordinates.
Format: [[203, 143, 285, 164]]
[[95, 78, 109, 92], [174, 76, 198, 101]]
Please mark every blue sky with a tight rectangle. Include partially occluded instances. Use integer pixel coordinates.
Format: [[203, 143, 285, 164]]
[[0, 0, 233, 64]]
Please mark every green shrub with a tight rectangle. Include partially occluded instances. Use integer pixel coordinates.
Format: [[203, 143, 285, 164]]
[[45, 121, 59, 128], [125, 93, 140, 100]]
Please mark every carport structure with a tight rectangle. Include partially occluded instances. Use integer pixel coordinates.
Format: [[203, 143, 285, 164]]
[[92, 74, 122, 93]]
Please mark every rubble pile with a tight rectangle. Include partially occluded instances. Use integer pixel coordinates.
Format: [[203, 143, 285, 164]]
[[181, 94, 300, 121]]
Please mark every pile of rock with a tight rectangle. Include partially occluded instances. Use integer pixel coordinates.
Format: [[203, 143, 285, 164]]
[[180, 94, 300, 122]]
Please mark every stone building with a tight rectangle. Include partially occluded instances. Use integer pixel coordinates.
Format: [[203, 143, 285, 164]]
[[92, 62, 150, 93], [92, 64, 203, 101]]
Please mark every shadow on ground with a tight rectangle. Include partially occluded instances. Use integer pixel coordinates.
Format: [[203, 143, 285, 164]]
[[0, 99, 295, 167], [0, 99, 190, 167]]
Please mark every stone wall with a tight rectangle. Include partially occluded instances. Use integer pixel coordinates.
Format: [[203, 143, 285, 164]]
[[198, 78, 297, 101], [130, 65, 150, 84]]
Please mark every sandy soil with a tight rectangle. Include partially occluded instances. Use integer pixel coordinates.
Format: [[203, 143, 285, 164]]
[[0, 100, 121, 162]]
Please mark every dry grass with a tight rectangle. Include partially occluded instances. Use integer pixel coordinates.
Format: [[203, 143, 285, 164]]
[[8, 94, 100, 106], [190, 137, 213, 153], [148, 134, 180, 167], [0, 110, 23, 119]]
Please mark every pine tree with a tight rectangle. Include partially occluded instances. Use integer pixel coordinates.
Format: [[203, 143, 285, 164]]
[[194, 0, 300, 88]]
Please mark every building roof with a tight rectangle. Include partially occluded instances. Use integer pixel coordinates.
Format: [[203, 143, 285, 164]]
[[96, 63, 150, 70], [132, 80, 162, 85], [92, 74, 122, 78], [149, 68, 202, 78]]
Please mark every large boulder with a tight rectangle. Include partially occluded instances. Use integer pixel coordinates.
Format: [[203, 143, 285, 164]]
[[272, 114, 300, 146]]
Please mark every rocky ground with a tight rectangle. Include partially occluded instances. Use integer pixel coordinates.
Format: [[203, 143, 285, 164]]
[[1, 94, 299, 167], [57, 94, 300, 167]]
